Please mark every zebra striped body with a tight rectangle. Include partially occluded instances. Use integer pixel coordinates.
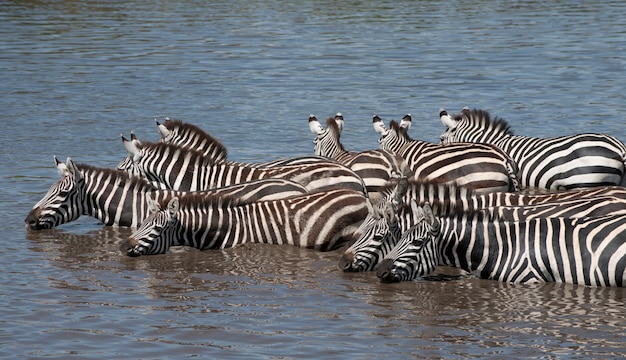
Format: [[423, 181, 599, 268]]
[[440, 108, 626, 190], [122, 188, 369, 255], [25, 157, 309, 229], [122, 139, 367, 194], [374, 115, 520, 193], [309, 114, 411, 199], [341, 178, 626, 272], [377, 203, 626, 287], [155, 118, 333, 168]]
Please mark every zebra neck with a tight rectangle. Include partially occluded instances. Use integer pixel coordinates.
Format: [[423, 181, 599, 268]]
[[81, 167, 162, 227], [437, 213, 494, 275], [413, 237, 440, 278], [173, 202, 286, 249]]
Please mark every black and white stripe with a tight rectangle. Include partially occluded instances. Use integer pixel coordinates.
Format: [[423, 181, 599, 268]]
[[309, 113, 411, 198], [121, 188, 369, 255], [341, 178, 626, 273], [155, 118, 333, 168], [122, 138, 368, 194], [374, 115, 520, 193], [25, 157, 309, 229], [377, 202, 626, 287], [440, 108, 626, 190]]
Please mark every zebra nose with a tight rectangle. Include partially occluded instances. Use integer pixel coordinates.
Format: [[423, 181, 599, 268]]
[[338, 251, 355, 272], [119, 237, 139, 256], [25, 208, 41, 229], [376, 259, 399, 283]]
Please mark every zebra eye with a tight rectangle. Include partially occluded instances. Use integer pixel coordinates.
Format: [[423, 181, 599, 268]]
[[411, 238, 425, 247]]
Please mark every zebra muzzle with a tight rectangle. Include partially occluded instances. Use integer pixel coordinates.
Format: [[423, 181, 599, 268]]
[[376, 259, 401, 283], [120, 237, 141, 256], [25, 208, 48, 230], [338, 251, 356, 272]]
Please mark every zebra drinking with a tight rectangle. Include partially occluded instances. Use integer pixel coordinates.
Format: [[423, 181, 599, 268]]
[[341, 177, 626, 273], [25, 156, 309, 229], [121, 137, 368, 194], [308, 113, 411, 200], [373, 115, 520, 193], [376, 202, 626, 287], [121, 188, 369, 256], [439, 107, 626, 190]]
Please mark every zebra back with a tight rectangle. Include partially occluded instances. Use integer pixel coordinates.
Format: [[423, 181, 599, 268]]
[[26, 156, 310, 229], [122, 139, 368, 194], [122, 188, 369, 255], [373, 116, 520, 193], [440, 108, 626, 190]]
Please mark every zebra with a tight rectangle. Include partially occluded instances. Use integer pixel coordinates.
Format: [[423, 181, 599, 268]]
[[373, 115, 520, 193], [120, 188, 369, 256], [25, 156, 310, 229], [308, 113, 411, 200], [154, 118, 334, 168], [439, 107, 626, 190], [339, 177, 416, 273], [340, 177, 626, 273], [121, 136, 368, 194], [376, 202, 626, 287]]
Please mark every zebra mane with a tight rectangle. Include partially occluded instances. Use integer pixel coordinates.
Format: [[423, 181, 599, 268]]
[[161, 192, 244, 211], [162, 118, 229, 158], [463, 109, 514, 136], [324, 116, 346, 151], [76, 162, 158, 192], [139, 141, 221, 168], [377, 178, 479, 217], [389, 120, 413, 141]]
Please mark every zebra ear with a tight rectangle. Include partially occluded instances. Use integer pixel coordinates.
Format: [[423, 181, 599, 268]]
[[167, 197, 180, 218], [54, 155, 70, 177], [308, 114, 325, 135], [409, 199, 425, 223], [439, 108, 458, 129], [372, 115, 389, 136], [147, 196, 161, 213], [382, 201, 397, 224], [122, 134, 143, 162], [334, 112, 345, 133], [400, 114, 412, 129], [156, 119, 171, 140], [365, 198, 384, 220], [422, 203, 436, 227], [65, 157, 83, 181]]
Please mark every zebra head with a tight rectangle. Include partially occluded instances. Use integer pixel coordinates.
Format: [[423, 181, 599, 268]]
[[339, 177, 408, 272], [25, 156, 86, 230], [440, 107, 512, 145], [117, 133, 145, 178], [309, 113, 345, 157], [123, 196, 180, 256], [155, 118, 229, 161], [377, 202, 440, 283], [374, 116, 411, 151]]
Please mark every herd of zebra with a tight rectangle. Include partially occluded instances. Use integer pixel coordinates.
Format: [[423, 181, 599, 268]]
[[25, 107, 626, 287]]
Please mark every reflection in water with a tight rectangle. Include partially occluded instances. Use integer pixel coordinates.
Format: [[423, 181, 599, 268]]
[[24, 226, 626, 357]]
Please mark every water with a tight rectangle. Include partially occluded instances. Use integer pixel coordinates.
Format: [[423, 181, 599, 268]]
[[2, 0, 626, 358]]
